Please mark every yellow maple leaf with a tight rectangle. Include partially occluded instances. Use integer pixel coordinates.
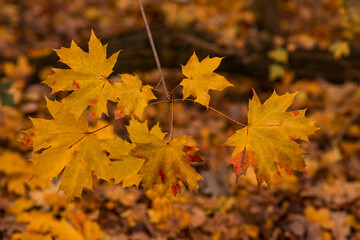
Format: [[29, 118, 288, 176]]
[[127, 119, 203, 200], [43, 30, 121, 121], [329, 41, 350, 59], [82, 220, 105, 240], [0, 150, 42, 195], [305, 205, 334, 229], [23, 99, 144, 200], [10, 198, 35, 215], [12, 210, 104, 240], [0, 107, 29, 150], [2, 55, 34, 103], [147, 178, 174, 223], [180, 52, 233, 107], [116, 74, 156, 118], [226, 90, 318, 187]]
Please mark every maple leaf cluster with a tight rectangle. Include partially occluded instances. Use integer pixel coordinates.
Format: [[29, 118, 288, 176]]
[[22, 31, 202, 201], [22, 30, 317, 202]]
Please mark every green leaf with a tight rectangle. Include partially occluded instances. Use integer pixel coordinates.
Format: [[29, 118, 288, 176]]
[[1, 93, 14, 106], [0, 81, 13, 92]]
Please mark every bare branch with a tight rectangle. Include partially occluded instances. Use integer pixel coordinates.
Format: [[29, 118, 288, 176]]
[[138, 0, 172, 139]]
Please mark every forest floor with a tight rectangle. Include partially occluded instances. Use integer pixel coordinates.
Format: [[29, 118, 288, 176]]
[[1, 67, 360, 239]]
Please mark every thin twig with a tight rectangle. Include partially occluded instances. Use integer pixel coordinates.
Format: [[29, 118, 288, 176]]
[[207, 105, 246, 127], [138, 0, 168, 95], [148, 98, 247, 127], [171, 84, 181, 94], [178, 98, 246, 127], [152, 88, 168, 95], [138, 0, 172, 136], [169, 99, 174, 140]]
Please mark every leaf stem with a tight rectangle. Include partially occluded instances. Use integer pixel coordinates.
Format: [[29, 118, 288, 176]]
[[152, 88, 169, 95], [169, 99, 174, 140], [171, 84, 181, 94], [138, 0, 173, 137], [148, 98, 247, 127], [137, 0, 168, 95], [207, 105, 246, 127]]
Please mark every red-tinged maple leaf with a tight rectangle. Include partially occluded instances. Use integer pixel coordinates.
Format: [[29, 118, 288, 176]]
[[158, 169, 165, 183], [171, 183, 181, 195], [126, 119, 203, 200], [226, 90, 318, 187], [43, 30, 122, 121], [227, 150, 255, 181], [183, 146, 203, 164]]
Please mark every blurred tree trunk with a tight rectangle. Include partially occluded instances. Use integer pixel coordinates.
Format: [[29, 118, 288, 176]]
[[18, 0, 27, 45], [253, 0, 281, 34]]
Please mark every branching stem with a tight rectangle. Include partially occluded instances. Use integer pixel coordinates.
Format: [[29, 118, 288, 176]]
[[171, 84, 181, 94], [138, 0, 172, 137], [152, 88, 169, 95], [169, 99, 174, 140]]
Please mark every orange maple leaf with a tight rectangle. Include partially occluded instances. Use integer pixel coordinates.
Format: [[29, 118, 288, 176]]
[[226, 90, 318, 187]]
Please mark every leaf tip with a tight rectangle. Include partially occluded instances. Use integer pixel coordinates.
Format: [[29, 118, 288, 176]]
[[90, 28, 97, 38]]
